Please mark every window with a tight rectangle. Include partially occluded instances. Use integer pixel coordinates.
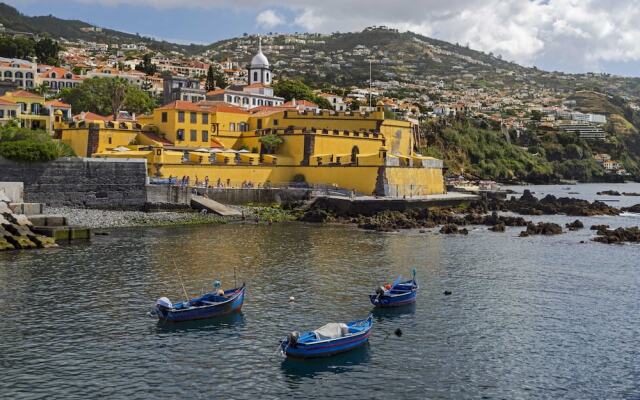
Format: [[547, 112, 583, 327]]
[[0, 110, 4, 118], [266, 72, 270, 82], [190, 112, 197, 123], [252, 98, 256, 105], [253, 72, 258, 82], [202, 113, 208, 124], [190, 129, 197, 141], [177, 129, 185, 140], [257, 119, 263, 129], [202, 130, 208, 142], [108, 137, 112, 144], [273, 119, 279, 126], [230, 123, 236, 131], [178, 111, 185, 122], [161, 112, 167, 123]]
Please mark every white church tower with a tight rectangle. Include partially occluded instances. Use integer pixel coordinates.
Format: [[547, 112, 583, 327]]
[[248, 37, 271, 85]]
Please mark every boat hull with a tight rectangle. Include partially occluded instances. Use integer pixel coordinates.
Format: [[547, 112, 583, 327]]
[[156, 286, 245, 323], [284, 331, 371, 359], [369, 290, 417, 308], [281, 316, 373, 359]]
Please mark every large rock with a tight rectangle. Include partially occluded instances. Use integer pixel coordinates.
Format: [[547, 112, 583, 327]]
[[593, 227, 640, 244], [621, 204, 640, 213], [440, 224, 468, 235], [566, 220, 584, 230], [520, 222, 563, 236]]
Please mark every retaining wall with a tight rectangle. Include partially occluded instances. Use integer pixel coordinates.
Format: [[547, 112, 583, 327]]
[[0, 157, 148, 209]]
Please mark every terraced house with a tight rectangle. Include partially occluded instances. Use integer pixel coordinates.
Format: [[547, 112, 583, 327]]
[[0, 57, 37, 90]]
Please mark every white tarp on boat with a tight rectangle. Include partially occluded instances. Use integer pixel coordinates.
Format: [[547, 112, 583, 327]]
[[314, 323, 349, 339]]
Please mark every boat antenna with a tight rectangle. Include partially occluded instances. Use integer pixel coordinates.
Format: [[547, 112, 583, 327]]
[[173, 260, 189, 301]]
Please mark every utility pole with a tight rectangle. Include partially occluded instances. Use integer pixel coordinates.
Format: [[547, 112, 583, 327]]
[[369, 60, 372, 108]]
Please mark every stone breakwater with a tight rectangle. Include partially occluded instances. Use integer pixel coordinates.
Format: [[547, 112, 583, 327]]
[[46, 207, 229, 229], [44, 205, 299, 229]]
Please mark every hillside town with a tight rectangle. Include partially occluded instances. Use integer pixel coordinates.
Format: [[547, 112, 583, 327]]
[[0, 25, 637, 178]]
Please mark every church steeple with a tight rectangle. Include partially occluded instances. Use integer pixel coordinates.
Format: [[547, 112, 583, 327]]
[[248, 36, 271, 85]]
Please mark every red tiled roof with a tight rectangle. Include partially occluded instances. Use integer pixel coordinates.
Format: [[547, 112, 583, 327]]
[[140, 131, 172, 145], [157, 100, 208, 112], [0, 97, 18, 105], [284, 99, 318, 108], [210, 138, 224, 149], [244, 83, 268, 88], [206, 89, 225, 96], [74, 112, 113, 122], [45, 100, 71, 108], [6, 90, 42, 99]]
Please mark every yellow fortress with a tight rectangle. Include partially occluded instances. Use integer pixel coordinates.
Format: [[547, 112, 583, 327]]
[[55, 43, 445, 197]]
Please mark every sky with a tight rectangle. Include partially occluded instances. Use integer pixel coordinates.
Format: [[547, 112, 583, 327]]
[[5, 0, 640, 77]]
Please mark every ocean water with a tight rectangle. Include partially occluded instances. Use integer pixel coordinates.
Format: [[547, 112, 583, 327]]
[[0, 184, 639, 399]]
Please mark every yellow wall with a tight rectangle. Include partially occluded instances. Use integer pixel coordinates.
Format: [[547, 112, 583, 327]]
[[146, 163, 444, 196], [384, 167, 445, 196], [60, 126, 138, 157], [60, 128, 89, 157]]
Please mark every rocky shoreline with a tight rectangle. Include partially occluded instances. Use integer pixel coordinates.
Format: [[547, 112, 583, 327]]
[[299, 190, 640, 244]]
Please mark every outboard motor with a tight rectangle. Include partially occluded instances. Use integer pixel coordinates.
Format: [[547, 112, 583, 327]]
[[288, 331, 300, 347], [376, 286, 386, 297], [156, 297, 173, 311]]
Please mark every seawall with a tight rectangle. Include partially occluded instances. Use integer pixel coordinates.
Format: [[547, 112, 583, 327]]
[[0, 157, 148, 209]]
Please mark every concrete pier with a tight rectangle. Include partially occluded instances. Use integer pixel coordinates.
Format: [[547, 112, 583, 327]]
[[312, 192, 479, 217]]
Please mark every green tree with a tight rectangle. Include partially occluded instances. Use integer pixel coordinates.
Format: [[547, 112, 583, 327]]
[[60, 77, 156, 117], [210, 64, 228, 89], [205, 65, 216, 91], [34, 37, 61, 66], [0, 36, 35, 59], [313, 95, 332, 110], [273, 79, 314, 102], [135, 53, 157, 75], [258, 134, 284, 154], [0, 122, 75, 162]]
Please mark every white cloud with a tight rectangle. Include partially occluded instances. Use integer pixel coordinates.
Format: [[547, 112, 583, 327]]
[[255, 9, 285, 29], [41, 0, 640, 74]]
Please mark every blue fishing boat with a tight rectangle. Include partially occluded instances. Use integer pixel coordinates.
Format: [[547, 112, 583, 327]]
[[280, 315, 373, 359], [369, 270, 418, 308], [155, 283, 245, 323]]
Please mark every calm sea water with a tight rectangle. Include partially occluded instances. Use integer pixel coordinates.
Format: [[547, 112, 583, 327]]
[[1, 184, 639, 400]]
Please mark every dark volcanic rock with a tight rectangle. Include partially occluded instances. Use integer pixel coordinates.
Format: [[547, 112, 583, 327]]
[[300, 209, 333, 223], [489, 223, 506, 232], [440, 224, 468, 235], [593, 226, 640, 244], [590, 224, 609, 230], [622, 192, 640, 196], [565, 219, 584, 230], [597, 190, 622, 196], [358, 210, 420, 232], [520, 222, 563, 236], [502, 192, 619, 216], [621, 204, 640, 213]]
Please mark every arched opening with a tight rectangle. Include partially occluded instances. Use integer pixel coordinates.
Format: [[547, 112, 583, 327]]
[[253, 71, 258, 82], [351, 146, 359, 164]]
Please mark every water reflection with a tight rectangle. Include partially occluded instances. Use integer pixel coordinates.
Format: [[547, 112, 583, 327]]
[[155, 312, 245, 334], [372, 303, 417, 321], [280, 344, 371, 381]]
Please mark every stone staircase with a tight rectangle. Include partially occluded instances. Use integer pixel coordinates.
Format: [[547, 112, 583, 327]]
[[0, 195, 57, 251]]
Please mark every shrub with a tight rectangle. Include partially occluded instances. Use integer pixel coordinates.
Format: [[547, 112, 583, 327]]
[[0, 140, 60, 162]]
